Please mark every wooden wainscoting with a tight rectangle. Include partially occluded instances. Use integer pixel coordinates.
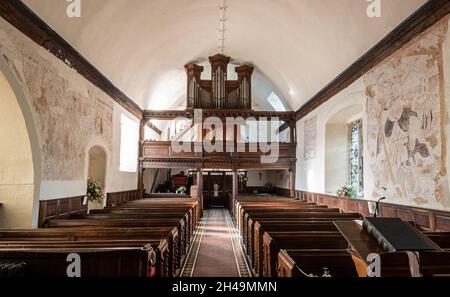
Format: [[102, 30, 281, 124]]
[[38, 196, 87, 227], [106, 190, 141, 207], [294, 190, 450, 232]]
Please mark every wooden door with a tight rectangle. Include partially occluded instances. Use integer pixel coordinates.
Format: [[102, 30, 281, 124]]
[[203, 172, 232, 208]]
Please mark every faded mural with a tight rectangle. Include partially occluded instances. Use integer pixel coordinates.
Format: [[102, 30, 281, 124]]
[[365, 17, 450, 208], [0, 18, 113, 181]]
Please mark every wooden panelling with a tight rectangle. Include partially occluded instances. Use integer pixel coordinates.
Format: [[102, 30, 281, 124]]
[[38, 196, 87, 227], [294, 190, 450, 232], [435, 211, 450, 231], [106, 190, 141, 207]]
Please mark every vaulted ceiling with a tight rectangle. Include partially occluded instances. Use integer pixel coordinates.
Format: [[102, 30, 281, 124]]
[[23, 0, 427, 111]]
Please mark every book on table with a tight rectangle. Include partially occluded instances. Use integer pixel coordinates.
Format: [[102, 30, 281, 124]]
[[362, 217, 440, 252]]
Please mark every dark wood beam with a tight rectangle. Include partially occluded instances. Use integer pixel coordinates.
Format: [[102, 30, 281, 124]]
[[0, 0, 143, 119], [295, 0, 450, 121], [146, 121, 162, 135]]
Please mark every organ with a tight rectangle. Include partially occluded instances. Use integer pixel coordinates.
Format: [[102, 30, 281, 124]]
[[185, 54, 254, 110]]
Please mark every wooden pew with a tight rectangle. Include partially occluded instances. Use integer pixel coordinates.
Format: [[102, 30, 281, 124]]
[[232, 196, 304, 222], [243, 212, 360, 253], [69, 212, 192, 257], [0, 247, 150, 277], [262, 231, 349, 277], [278, 249, 358, 277], [425, 232, 450, 250], [251, 221, 345, 275], [240, 206, 337, 236], [0, 197, 199, 278], [43, 218, 183, 276], [0, 228, 171, 276]]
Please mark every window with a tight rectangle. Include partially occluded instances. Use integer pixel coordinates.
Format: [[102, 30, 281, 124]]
[[266, 91, 286, 111], [349, 120, 363, 196], [120, 114, 139, 172]]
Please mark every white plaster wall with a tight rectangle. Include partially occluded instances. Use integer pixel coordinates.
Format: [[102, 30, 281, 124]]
[[143, 168, 174, 193], [270, 170, 290, 189], [246, 170, 289, 189], [325, 123, 349, 194], [246, 170, 271, 187]]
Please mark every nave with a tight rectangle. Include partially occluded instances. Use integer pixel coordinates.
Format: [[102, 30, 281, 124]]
[[1, 0, 450, 281]]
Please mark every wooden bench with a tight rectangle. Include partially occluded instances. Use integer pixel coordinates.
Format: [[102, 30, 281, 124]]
[[243, 212, 360, 254], [262, 232, 349, 277], [0, 228, 171, 276], [0, 247, 150, 277], [251, 221, 348, 275], [278, 249, 358, 277]]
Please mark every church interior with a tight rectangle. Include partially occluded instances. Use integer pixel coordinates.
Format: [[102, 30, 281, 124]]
[[1, 0, 450, 279]]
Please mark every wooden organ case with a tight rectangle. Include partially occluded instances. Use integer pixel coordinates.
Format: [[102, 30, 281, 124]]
[[185, 54, 254, 110]]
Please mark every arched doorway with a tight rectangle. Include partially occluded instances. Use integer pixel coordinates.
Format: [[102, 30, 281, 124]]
[[87, 146, 107, 211], [0, 70, 35, 228]]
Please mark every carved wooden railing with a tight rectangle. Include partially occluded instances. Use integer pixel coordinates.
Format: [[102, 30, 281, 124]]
[[143, 141, 294, 158], [141, 141, 296, 169]]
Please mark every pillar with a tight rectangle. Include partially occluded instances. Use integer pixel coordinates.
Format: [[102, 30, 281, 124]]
[[137, 118, 149, 195], [197, 169, 203, 217], [232, 169, 239, 200], [289, 167, 296, 199]]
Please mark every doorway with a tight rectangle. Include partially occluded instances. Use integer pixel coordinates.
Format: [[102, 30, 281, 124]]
[[202, 171, 232, 208]]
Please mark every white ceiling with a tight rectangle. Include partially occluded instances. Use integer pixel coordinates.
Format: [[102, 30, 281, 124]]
[[22, 0, 427, 111]]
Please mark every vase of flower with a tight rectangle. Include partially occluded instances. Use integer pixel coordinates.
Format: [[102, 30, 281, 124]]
[[336, 185, 357, 198], [87, 178, 104, 211]]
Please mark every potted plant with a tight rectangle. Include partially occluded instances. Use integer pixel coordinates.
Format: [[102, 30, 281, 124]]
[[336, 185, 357, 198], [87, 178, 104, 203]]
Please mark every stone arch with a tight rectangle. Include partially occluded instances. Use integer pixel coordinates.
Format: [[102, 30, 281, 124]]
[[0, 58, 42, 228]]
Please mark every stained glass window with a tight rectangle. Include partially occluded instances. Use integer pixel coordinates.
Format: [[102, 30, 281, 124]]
[[349, 120, 363, 196]]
